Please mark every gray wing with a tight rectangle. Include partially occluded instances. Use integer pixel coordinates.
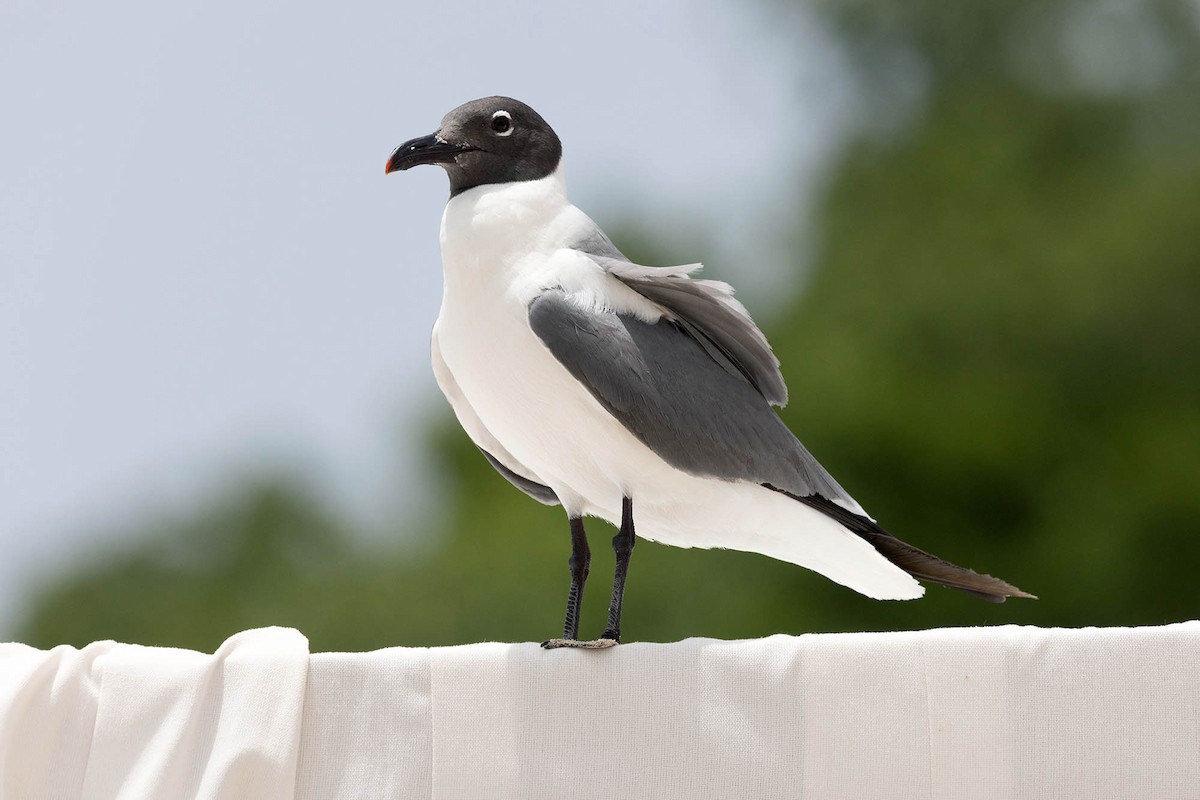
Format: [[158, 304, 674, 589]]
[[431, 329, 559, 506], [527, 290, 854, 505], [572, 229, 788, 406]]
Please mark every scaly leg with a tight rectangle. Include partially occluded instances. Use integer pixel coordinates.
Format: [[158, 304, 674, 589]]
[[600, 496, 636, 643], [561, 516, 590, 639], [543, 516, 610, 649]]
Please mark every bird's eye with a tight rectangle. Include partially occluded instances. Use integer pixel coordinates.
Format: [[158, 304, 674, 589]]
[[491, 110, 513, 136]]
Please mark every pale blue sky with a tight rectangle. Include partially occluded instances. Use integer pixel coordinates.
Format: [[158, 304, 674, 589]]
[[0, 0, 858, 632]]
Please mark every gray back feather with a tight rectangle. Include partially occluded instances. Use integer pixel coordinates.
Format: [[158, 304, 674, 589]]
[[571, 230, 788, 407]]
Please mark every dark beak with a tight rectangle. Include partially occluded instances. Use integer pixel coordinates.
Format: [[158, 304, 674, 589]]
[[385, 133, 472, 174]]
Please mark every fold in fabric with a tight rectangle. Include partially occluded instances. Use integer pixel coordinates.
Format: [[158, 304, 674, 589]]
[[0, 627, 309, 799]]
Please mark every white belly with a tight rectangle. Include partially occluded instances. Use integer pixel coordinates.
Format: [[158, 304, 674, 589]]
[[436, 283, 657, 521]]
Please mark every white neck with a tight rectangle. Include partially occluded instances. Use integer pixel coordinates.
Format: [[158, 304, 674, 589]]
[[440, 164, 572, 277]]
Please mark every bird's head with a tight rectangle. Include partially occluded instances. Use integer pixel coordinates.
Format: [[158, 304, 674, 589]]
[[385, 96, 562, 197]]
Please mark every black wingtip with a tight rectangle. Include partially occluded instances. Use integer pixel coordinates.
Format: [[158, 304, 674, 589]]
[[763, 485, 1036, 602], [862, 532, 1036, 603]]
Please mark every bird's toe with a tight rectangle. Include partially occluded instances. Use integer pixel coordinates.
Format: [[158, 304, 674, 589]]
[[540, 638, 619, 650]]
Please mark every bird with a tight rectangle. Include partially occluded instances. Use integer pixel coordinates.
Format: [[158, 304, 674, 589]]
[[385, 96, 1033, 649]]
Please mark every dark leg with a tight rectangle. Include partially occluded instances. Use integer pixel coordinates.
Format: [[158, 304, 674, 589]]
[[543, 517, 610, 649], [561, 516, 590, 640], [601, 496, 636, 643]]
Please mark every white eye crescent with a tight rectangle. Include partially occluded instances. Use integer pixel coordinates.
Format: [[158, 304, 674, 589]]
[[491, 110, 513, 136]]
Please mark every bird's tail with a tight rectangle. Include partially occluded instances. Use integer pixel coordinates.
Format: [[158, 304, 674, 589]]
[[767, 487, 1036, 603], [852, 526, 1035, 603]]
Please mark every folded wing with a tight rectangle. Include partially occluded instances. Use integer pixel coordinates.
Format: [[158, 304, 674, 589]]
[[527, 289, 856, 507]]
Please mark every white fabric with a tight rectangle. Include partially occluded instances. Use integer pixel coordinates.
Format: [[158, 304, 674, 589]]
[[2, 623, 1198, 799], [0, 627, 308, 799]]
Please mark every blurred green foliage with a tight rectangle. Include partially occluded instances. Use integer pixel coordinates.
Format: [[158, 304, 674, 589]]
[[19, 0, 1200, 650]]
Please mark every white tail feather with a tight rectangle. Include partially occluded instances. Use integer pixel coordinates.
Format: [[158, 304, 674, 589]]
[[634, 481, 925, 601]]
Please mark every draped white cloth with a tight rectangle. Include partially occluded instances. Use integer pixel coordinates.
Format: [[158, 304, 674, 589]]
[[2, 623, 1197, 799]]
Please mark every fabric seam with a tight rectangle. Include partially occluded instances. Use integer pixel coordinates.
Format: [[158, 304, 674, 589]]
[[921, 638, 936, 800], [426, 647, 437, 800]]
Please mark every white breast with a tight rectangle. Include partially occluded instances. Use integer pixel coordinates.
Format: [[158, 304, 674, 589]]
[[433, 167, 666, 517]]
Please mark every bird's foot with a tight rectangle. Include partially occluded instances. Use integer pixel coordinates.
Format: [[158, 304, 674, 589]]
[[540, 637, 619, 650]]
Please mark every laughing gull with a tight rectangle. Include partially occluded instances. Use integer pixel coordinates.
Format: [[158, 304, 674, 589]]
[[386, 96, 1033, 648]]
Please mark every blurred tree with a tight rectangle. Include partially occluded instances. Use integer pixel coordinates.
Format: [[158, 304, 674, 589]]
[[771, 0, 1200, 630], [19, 0, 1200, 650]]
